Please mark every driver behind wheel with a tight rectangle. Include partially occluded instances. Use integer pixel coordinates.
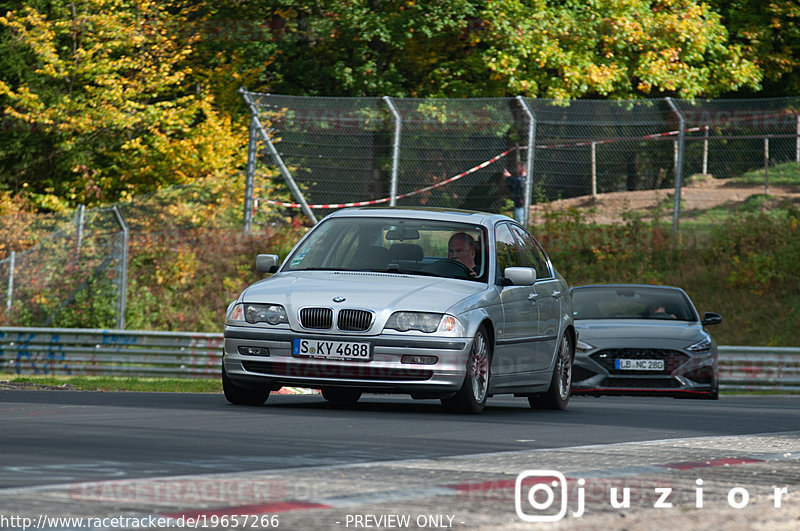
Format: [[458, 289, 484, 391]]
[[448, 232, 480, 277]]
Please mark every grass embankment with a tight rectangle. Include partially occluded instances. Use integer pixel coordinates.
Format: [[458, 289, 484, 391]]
[[0, 374, 221, 393]]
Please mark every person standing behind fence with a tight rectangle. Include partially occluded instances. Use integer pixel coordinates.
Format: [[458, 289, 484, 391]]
[[503, 163, 527, 224]]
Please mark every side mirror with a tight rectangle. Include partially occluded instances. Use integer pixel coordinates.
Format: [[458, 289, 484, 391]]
[[701, 312, 722, 326], [255, 254, 279, 273], [504, 267, 536, 286]]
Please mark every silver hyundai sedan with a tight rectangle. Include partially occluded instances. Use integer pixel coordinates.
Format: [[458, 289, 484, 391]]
[[571, 284, 722, 399], [222, 207, 575, 413]]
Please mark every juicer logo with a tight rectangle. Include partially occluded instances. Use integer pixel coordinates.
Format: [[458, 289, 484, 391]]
[[514, 470, 792, 523]]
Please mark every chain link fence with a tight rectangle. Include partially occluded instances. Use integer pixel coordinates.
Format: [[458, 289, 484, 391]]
[[0, 207, 127, 329], [0, 177, 252, 330], [243, 92, 800, 228]]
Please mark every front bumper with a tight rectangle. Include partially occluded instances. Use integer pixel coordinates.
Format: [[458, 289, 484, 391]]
[[223, 326, 471, 395], [571, 346, 718, 397]]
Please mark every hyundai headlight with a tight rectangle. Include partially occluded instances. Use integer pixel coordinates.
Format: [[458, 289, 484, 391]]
[[687, 336, 712, 352], [576, 339, 596, 352]]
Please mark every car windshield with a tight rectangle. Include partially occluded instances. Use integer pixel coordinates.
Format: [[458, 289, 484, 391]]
[[282, 216, 489, 282], [572, 286, 697, 321]]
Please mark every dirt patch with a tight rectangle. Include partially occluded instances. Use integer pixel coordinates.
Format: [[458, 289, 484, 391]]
[[0, 379, 77, 391], [529, 177, 800, 225]]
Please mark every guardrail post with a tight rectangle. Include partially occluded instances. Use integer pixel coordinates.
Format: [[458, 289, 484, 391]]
[[516, 96, 536, 227], [112, 206, 129, 329], [383, 96, 402, 207], [240, 88, 318, 225], [665, 97, 686, 234]]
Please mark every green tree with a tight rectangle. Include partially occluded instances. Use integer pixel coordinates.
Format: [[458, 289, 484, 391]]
[[481, 0, 761, 99], [708, 0, 800, 96], [238, 0, 761, 99], [0, 0, 245, 208]]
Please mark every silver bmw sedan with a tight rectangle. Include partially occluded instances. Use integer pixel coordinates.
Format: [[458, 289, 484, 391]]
[[222, 207, 575, 413]]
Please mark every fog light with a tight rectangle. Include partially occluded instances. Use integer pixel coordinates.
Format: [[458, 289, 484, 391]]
[[237, 346, 269, 356], [401, 355, 438, 365]]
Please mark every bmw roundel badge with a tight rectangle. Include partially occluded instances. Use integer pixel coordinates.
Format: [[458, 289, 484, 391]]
[[333, 296, 346, 303]]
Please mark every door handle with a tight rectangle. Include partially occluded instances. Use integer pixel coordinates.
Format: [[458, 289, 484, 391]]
[[552, 290, 562, 298], [528, 293, 539, 301]]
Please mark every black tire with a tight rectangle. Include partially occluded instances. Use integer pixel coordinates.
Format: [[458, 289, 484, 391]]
[[529, 333, 573, 410], [222, 365, 271, 406], [441, 325, 491, 414], [702, 377, 720, 400], [321, 387, 362, 404]]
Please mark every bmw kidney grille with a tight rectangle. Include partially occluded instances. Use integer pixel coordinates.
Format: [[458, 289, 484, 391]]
[[299, 307, 372, 331]]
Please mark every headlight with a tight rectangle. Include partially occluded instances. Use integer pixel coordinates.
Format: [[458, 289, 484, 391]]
[[687, 336, 712, 352], [384, 312, 465, 335], [386, 312, 442, 333], [227, 303, 288, 325], [576, 339, 595, 352]]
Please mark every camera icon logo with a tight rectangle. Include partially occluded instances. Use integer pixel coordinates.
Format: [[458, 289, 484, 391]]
[[515, 470, 568, 522]]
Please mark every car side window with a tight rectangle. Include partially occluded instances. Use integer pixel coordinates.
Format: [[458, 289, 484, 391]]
[[495, 223, 523, 279], [511, 226, 551, 279]]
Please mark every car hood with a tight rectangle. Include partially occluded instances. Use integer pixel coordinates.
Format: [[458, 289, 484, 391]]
[[575, 319, 708, 349], [242, 271, 485, 315]]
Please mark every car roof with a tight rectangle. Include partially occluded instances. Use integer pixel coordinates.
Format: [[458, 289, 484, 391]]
[[324, 206, 513, 226]]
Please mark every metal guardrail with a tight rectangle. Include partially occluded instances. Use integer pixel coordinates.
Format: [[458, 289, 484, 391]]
[[0, 328, 798, 391], [718, 346, 800, 392], [0, 327, 222, 378]]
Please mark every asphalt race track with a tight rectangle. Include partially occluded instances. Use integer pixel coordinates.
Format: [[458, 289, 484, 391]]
[[1, 391, 799, 529]]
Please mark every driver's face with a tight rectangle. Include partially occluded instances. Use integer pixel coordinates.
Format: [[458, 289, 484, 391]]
[[448, 237, 475, 268]]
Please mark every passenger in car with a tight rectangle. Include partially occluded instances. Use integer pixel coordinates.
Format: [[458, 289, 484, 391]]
[[646, 303, 676, 319], [448, 232, 480, 276]]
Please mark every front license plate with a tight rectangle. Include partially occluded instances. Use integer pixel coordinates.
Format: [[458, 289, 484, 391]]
[[615, 359, 665, 371], [292, 338, 371, 361]]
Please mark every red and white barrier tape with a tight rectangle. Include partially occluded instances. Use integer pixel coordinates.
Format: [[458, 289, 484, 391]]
[[259, 147, 515, 209], [535, 126, 706, 150], [257, 125, 706, 210]]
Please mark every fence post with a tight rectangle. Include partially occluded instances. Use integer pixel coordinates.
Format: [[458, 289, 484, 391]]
[[516, 96, 536, 227], [702, 125, 709, 175], [591, 142, 597, 199], [383, 96, 402, 207], [665, 98, 685, 234], [796, 114, 799, 163], [112, 206, 129, 330], [6, 251, 14, 316], [243, 114, 258, 234], [764, 137, 771, 195], [75, 204, 85, 256], [239, 88, 318, 225]]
